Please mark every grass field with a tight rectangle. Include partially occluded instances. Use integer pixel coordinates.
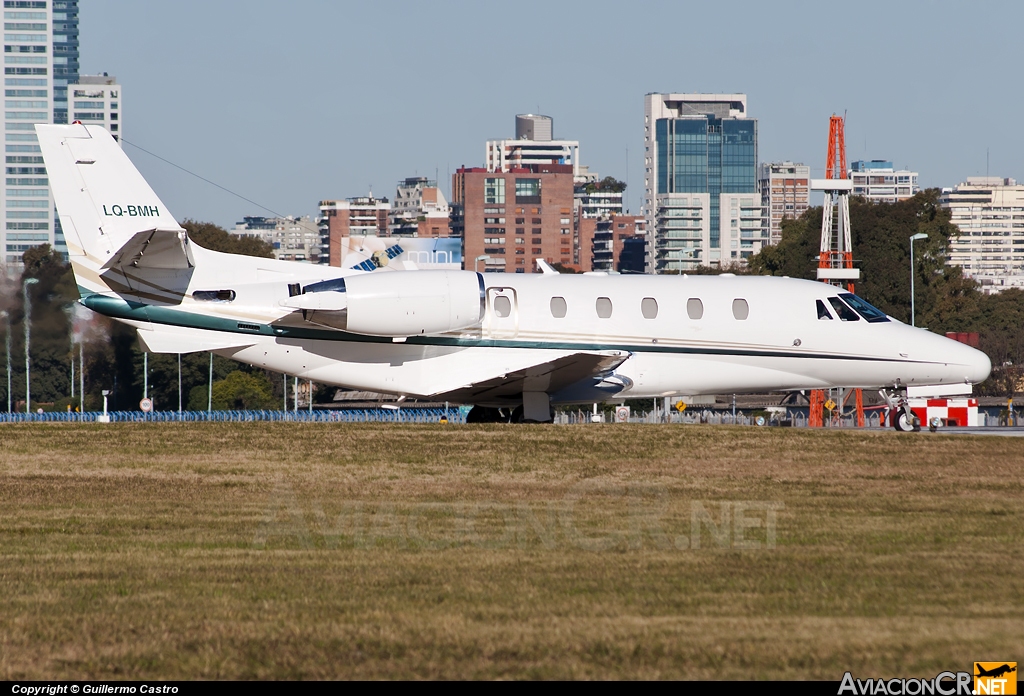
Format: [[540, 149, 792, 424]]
[[0, 423, 1021, 680]]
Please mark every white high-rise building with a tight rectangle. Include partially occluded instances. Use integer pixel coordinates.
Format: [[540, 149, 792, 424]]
[[486, 114, 581, 179], [644, 93, 765, 271], [2, 0, 79, 272], [849, 160, 919, 202], [70, 74, 120, 141], [941, 177, 1024, 294]]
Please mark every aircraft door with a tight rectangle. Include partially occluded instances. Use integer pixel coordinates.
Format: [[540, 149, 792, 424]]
[[486, 287, 519, 338]]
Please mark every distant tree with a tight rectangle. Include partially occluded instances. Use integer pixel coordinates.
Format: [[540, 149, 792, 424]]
[[2, 245, 77, 408], [182, 219, 275, 258], [209, 370, 276, 410], [549, 262, 581, 274], [687, 263, 752, 276], [583, 176, 627, 194], [660, 262, 751, 276], [313, 382, 337, 404], [22, 244, 68, 282], [747, 213, 819, 280]]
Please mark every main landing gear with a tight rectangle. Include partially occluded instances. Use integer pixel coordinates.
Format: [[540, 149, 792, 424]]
[[465, 404, 556, 424], [465, 406, 511, 424], [879, 388, 920, 432]]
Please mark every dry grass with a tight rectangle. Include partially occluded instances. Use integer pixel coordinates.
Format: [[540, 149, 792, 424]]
[[0, 423, 1021, 679]]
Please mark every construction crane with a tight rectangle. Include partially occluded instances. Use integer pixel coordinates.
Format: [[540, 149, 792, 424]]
[[809, 114, 865, 428]]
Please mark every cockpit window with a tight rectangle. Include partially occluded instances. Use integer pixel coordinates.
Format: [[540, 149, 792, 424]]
[[839, 293, 890, 323], [828, 296, 860, 321], [816, 299, 833, 320]]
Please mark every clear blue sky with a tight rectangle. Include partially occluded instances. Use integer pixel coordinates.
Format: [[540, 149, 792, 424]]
[[80, 0, 1023, 228]]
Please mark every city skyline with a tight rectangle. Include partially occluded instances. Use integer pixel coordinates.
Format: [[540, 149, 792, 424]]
[[2, 0, 79, 269], [78, 0, 1024, 229]]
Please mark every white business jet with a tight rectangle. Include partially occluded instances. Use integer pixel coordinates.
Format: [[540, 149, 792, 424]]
[[35, 124, 990, 428]]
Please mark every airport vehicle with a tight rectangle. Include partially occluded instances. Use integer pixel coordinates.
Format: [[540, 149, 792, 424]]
[[35, 124, 991, 427]]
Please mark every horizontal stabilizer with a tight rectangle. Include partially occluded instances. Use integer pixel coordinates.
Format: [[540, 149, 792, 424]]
[[102, 228, 193, 270]]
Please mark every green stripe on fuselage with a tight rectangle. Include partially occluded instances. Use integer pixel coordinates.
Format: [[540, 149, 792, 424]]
[[78, 293, 919, 363]]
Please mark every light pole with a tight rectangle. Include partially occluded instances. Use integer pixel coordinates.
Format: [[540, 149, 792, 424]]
[[474, 254, 489, 273], [79, 342, 84, 414], [909, 233, 928, 327], [63, 305, 75, 406], [208, 352, 213, 412], [1, 310, 10, 413], [23, 277, 38, 414]]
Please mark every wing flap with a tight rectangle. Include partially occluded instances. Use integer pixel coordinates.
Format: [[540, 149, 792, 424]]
[[432, 350, 629, 404], [136, 324, 259, 354]]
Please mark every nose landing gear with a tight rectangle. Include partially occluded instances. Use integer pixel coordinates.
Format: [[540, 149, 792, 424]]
[[879, 388, 920, 432]]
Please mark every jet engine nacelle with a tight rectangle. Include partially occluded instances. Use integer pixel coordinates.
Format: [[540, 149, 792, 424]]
[[303, 270, 485, 337]]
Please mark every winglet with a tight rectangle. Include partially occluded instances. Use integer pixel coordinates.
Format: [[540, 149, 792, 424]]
[[536, 259, 559, 275]]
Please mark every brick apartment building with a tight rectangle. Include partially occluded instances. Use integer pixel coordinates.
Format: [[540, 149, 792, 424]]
[[453, 164, 576, 273], [576, 214, 647, 272], [318, 196, 390, 266]]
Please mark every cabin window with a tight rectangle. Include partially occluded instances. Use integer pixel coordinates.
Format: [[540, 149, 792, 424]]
[[192, 289, 235, 302], [828, 296, 860, 321], [817, 299, 833, 320], [686, 298, 703, 320], [550, 296, 567, 318], [596, 297, 613, 318], [732, 298, 749, 320], [641, 297, 658, 319], [493, 295, 512, 318], [840, 293, 890, 323]]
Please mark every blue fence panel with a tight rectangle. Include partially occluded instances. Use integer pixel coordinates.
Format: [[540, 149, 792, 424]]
[[0, 408, 465, 424]]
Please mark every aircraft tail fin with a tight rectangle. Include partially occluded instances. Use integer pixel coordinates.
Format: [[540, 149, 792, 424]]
[[35, 124, 189, 292]]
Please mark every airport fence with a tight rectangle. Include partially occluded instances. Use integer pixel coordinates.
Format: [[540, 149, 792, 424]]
[[555, 409, 889, 428], [0, 408, 999, 428], [0, 408, 465, 424]]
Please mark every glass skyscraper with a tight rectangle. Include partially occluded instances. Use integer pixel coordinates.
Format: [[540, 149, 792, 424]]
[[2, 0, 78, 272], [51, 0, 79, 125], [644, 94, 765, 273]]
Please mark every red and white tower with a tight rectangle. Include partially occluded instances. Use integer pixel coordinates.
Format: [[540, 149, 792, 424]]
[[809, 115, 865, 427]]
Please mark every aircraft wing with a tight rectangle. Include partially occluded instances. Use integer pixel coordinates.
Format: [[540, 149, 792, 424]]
[[135, 322, 260, 354], [432, 350, 629, 404]]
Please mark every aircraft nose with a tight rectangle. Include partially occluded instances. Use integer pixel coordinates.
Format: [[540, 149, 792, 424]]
[[966, 346, 992, 384], [942, 335, 991, 384], [914, 329, 992, 386]]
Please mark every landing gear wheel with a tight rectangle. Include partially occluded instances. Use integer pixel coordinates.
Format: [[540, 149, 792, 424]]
[[510, 405, 555, 424], [892, 408, 920, 432], [466, 406, 511, 424]]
